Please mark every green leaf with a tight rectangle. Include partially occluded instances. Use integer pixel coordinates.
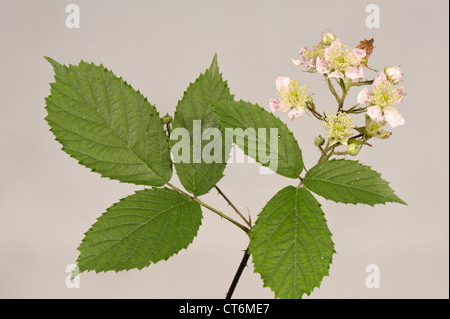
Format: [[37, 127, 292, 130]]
[[303, 159, 406, 206], [211, 100, 303, 178], [45, 58, 172, 186], [250, 186, 335, 298], [171, 54, 234, 196], [76, 187, 202, 273]]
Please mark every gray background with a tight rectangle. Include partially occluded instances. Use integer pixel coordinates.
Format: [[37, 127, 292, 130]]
[[0, 0, 448, 298]]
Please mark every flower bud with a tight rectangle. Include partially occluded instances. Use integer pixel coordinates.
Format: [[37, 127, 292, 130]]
[[321, 32, 336, 45], [384, 66, 402, 84], [314, 135, 325, 147], [346, 143, 360, 156], [161, 113, 173, 124]]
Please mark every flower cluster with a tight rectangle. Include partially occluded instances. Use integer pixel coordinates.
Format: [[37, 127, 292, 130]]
[[291, 31, 367, 80], [357, 67, 407, 128], [270, 30, 408, 158]]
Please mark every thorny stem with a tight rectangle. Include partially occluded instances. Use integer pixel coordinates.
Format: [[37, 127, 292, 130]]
[[168, 182, 253, 299], [215, 186, 252, 229], [166, 182, 250, 235], [225, 247, 251, 299]]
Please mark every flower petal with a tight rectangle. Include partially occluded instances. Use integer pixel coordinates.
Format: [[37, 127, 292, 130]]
[[287, 106, 305, 119], [291, 58, 302, 66], [324, 47, 330, 60], [299, 47, 308, 62], [395, 86, 407, 104], [276, 76, 291, 92], [316, 57, 331, 74], [357, 87, 372, 104], [330, 38, 342, 50], [269, 99, 282, 113], [345, 66, 364, 79], [384, 108, 405, 128], [367, 105, 384, 122], [328, 71, 345, 79], [373, 72, 387, 88], [351, 48, 366, 65]]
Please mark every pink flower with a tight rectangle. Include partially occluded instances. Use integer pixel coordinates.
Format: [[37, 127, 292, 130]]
[[291, 47, 317, 69], [384, 108, 405, 128], [318, 38, 366, 79], [291, 42, 329, 71], [269, 77, 292, 113], [269, 76, 311, 119], [357, 72, 407, 128], [299, 47, 315, 68]]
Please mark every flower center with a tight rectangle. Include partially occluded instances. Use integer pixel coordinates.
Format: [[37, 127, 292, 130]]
[[323, 111, 355, 144], [279, 81, 312, 110], [327, 45, 355, 71], [372, 82, 400, 108], [302, 44, 325, 61]]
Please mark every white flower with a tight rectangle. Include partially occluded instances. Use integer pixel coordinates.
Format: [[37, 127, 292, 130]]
[[269, 77, 312, 119], [358, 72, 407, 128], [316, 39, 366, 79]]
